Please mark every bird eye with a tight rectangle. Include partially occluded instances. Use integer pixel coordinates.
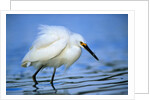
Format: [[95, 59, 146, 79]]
[[80, 41, 87, 46], [80, 41, 83, 45]]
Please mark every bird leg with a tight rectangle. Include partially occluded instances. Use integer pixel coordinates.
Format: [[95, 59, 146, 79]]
[[32, 66, 43, 86], [50, 67, 57, 90]]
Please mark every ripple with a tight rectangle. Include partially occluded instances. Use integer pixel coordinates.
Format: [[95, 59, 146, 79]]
[[6, 61, 128, 95]]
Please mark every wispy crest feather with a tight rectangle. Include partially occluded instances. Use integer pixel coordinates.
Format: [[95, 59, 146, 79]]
[[33, 25, 71, 49]]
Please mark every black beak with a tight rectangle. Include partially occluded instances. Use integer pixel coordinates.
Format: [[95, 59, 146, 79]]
[[83, 45, 99, 61]]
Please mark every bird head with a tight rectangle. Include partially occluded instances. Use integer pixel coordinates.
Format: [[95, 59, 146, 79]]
[[71, 33, 99, 61], [80, 41, 99, 61]]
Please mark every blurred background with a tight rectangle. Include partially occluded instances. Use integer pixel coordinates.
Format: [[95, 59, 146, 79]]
[[6, 14, 128, 95]]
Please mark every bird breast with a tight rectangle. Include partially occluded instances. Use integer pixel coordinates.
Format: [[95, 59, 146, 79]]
[[63, 45, 82, 68], [46, 45, 82, 68]]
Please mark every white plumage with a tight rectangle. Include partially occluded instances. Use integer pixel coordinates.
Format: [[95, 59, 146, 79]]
[[22, 25, 84, 68], [21, 25, 99, 88]]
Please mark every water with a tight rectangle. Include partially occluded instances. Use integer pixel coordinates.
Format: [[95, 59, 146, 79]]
[[6, 14, 128, 95], [6, 56, 128, 95]]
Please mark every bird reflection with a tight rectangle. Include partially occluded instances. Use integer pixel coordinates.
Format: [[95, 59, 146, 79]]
[[51, 83, 57, 93], [32, 84, 39, 92], [32, 83, 57, 93]]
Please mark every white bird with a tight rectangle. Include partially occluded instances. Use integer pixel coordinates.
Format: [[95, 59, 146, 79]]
[[21, 25, 99, 89]]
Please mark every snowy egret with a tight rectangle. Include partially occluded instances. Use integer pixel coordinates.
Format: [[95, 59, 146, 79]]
[[21, 25, 99, 89]]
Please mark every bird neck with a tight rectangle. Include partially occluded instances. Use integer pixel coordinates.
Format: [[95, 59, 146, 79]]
[[69, 36, 77, 46]]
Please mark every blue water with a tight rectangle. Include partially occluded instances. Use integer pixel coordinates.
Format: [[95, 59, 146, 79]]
[[6, 14, 128, 95]]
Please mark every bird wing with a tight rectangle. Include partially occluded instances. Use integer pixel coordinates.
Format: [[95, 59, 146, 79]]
[[22, 25, 70, 67], [22, 38, 68, 63]]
